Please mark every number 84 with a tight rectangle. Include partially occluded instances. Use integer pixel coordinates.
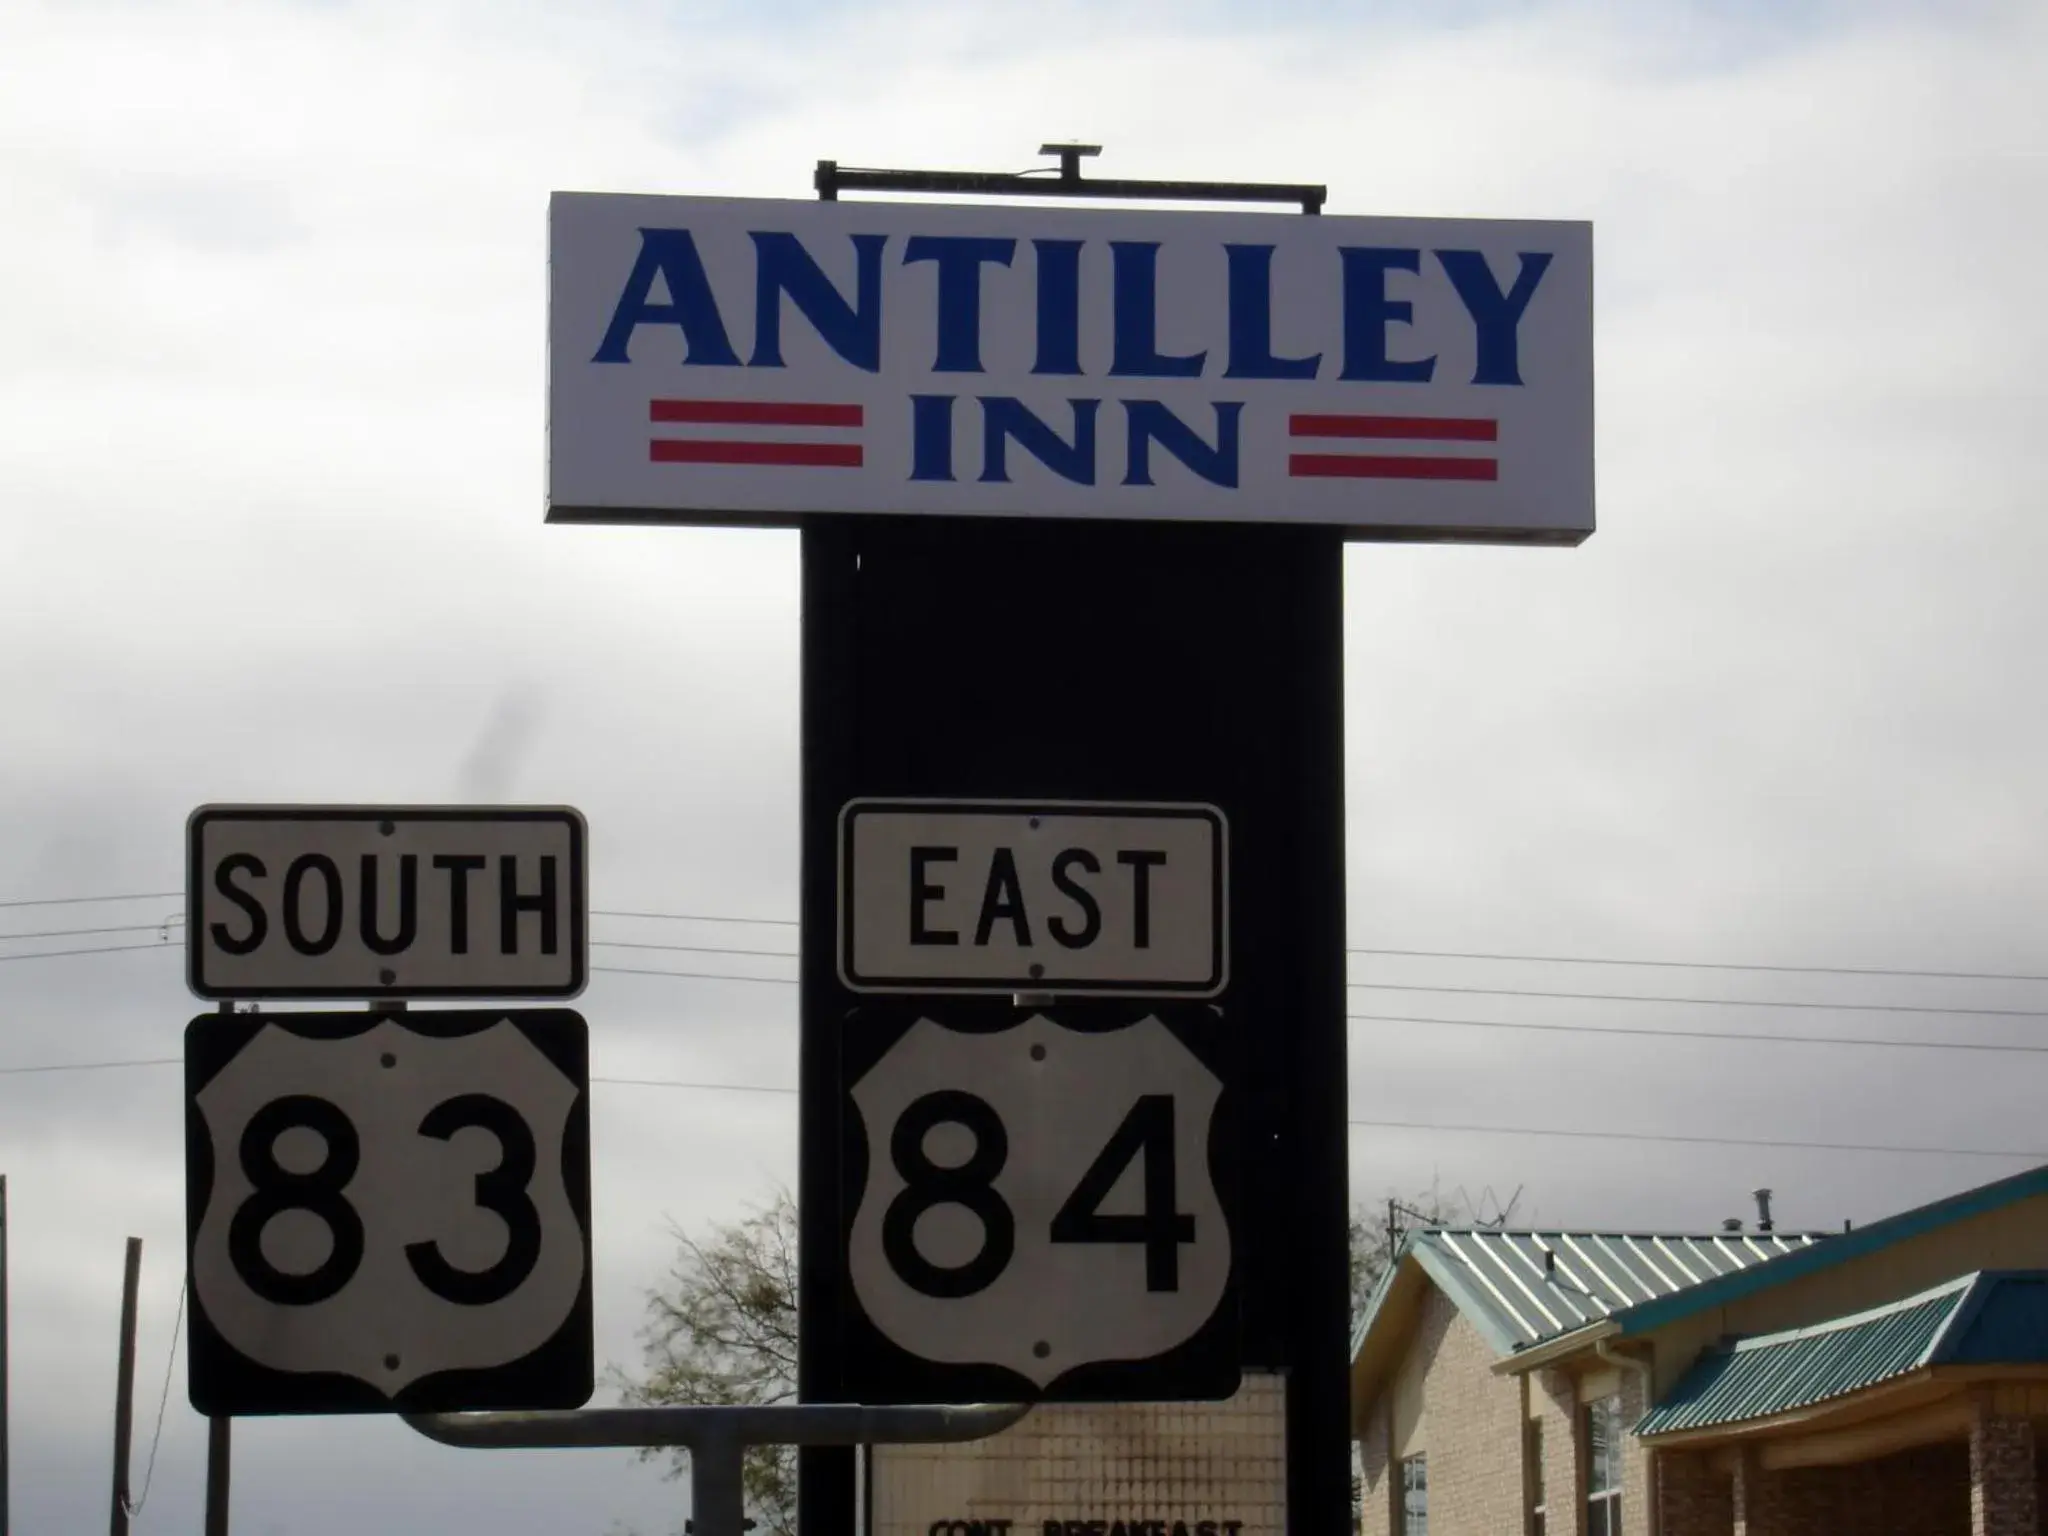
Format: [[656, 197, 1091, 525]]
[[881, 1091, 1195, 1300]]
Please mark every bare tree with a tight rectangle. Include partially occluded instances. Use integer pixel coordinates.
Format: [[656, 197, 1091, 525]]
[[620, 1181, 1512, 1536], [616, 1187, 801, 1536]]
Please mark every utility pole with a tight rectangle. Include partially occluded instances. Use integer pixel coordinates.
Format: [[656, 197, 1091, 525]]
[[204, 1002, 233, 1536], [109, 1237, 141, 1536], [1, 1174, 10, 1536]]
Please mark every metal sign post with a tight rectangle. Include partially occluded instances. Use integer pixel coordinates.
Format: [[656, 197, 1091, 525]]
[[404, 1401, 1029, 1536], [801, 514, 1350, 1533]]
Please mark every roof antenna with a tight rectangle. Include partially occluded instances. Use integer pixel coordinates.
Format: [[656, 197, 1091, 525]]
[[1721, 1217, 1743, 1233], [1753, 1188, 1775, 1234]]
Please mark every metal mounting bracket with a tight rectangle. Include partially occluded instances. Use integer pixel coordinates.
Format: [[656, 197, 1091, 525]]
[[405, 1401, 1030, 1536]]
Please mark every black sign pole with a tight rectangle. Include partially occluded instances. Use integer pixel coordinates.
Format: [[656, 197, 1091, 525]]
[[799, 516, 861, 1532], [797, 514, 1350, 1535]]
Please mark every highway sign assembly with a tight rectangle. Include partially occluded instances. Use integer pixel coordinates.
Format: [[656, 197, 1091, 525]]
[[537, 145, 1594, 1536], [186, 804, 588, 1000], [838, 799, 1226, 996], [184, 1006, 593, 1415], [839, 1002, 1237, 1403]]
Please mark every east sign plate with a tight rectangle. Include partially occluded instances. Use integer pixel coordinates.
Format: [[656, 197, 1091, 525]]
[[184, 1008, 593, 1415], [839, 1002, 1239, 1404], [186, 805, 587, 1000], [547, 192, 1594, 544], [839, 800, 1226, 997]]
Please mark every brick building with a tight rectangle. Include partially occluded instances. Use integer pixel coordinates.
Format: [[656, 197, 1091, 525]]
[[1350, 1165, 2048, 1535]]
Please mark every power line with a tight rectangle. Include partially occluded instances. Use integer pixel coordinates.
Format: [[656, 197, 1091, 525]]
[[1344, 1116, 2044, 1162], [0, 942, 175, 964], [576, 906, 2048, 988], [593, 1075, 797, 1096], [122, 1277, 186, 1521], [0, 1051, 2028, 1160], [1349, 980, 2048, 1021], [592, 964, 2048, 1027], [0, 1043, 2023, 1161], [10, 888, 2048, 990], [1347, 1012, 2048, 1056], [0, 890, 179, 911], [593, 964, 793, 984], [1353, 944, 2048, 987], [595, 909, 796, 927], [8, 936, 2048, 1040], [0, 921, 181, 943], [593, 940, 795, 961], [0, 1058, 177, 1077]]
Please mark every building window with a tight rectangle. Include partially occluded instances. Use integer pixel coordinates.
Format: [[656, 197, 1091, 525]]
[[1397, 1453, 1427, 1535], [1586, 1395, 1624, 1536], [1528, 1419, 1546, 1536]]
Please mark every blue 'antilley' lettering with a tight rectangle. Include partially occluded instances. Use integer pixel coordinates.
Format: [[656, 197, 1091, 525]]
[[750, 231, 885, 372], [591, 229, 739, 366], [902, 236, 1016, 373], [589, 231, 1558, 431], [1434, 250, 1552, 387]]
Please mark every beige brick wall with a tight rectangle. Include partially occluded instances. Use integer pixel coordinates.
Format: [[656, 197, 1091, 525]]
[[1358, 1398, 1393, 1536], [871, 1371, 1286, 1536], [1660, 1449, 1732, 1536], [1534, 1367, 1580, 1536], [1354, 1292, 1674, 1536], [1354, 1286, 1530, 1535], [1617, 1365, 1653, 1536], [1736, 1440, 1970, 1536], [1971, 1402, 2039, 1536]]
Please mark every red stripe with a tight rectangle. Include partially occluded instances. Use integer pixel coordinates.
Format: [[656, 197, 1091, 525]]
[[650, 399, 863, 427], [651, 439, 864, 468], [1289, 414, 1497, 442], [1289, 454, 1498, 482]]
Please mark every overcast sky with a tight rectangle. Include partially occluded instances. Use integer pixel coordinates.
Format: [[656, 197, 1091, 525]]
[[4, 0, 2047, 1531]]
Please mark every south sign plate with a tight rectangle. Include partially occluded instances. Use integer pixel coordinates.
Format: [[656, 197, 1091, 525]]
[[184, 1008, 593, 1415], [186, 805, 588, 1000], [547, 193, 1594, 544], [839, 800, 1226, 997], [840, 1002, 1239, 1404]]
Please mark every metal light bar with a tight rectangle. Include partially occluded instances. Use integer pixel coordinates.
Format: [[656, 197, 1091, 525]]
[[816, 142, 1325, 214]]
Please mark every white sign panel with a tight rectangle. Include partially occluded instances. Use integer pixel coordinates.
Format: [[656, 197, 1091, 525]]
[[847, 1012, 1230, 1391], [187, 805, 587, 999], [840, 800, 1225, 997], [548, 193, 1593, 544], [185, 1008, 593, 1413], [872, 1371, 1288, 1536]]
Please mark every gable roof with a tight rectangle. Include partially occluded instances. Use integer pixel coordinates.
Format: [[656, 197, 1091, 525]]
[[1396, 1229, 1822, 1355], [1348, 1225, 1821, 1428], [1610, 1162, 2048, 1340], [1637, 1270, 2048, 1436], [1352, 1163, 2048, 1430]]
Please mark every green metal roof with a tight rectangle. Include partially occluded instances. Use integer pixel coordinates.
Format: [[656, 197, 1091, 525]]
[[1612, 1162, 2048, 1339], [1638, 1271, 2048, 1436], [1378, 1229, 1823, 1356]]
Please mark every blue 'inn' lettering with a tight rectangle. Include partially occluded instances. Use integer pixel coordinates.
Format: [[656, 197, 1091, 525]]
[[594, 227, 1553, 486]]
